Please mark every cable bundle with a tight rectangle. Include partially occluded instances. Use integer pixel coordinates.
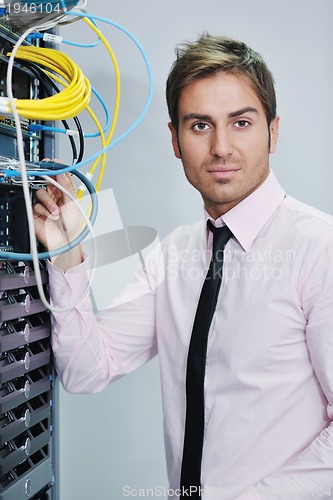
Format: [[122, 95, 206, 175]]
[[2, 10, 153, 311], [2, 45, 91, 119]]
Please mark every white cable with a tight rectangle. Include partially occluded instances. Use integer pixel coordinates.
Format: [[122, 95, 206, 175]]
[[21, 3, 88, 31], [6, 24, 97, 313]]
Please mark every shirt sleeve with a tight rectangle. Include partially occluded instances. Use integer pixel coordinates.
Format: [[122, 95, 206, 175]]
[[237, 233, 333, 500], [48, 251, 160, 393]]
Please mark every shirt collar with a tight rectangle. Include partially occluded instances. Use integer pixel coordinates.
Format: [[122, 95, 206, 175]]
[[205, 170, 286, 251]]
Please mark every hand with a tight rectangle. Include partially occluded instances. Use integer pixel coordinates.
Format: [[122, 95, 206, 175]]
[[33, 171, 84, 270]]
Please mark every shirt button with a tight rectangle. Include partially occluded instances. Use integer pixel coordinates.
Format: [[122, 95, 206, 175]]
[[59, 288, 66, 295]]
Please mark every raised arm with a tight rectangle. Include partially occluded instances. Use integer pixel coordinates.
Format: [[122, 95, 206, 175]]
[[33, 172, 83, 271], [33, 171, 158, 393]]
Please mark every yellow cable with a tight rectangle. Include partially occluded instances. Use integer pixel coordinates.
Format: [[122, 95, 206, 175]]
[[7, 23, 121, 194], [40, 66, 107, 199], [80, 17, 121, 193], [78, 104, 106, 200], [6, 46, 91, 120], [83, 18, 121, 147]]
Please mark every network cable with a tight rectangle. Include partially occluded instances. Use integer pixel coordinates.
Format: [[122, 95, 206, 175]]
[[0, 8, 154, 314], [84, 86, 110, 137], [5, 41, 109, 182], [24, 18, 121, 196], [28, 17, 102, 48], [35, 17, 121, 195], [4, 12, 152, 197], [3, 12, 152, 258], [0, 164, 99, 260], [4, 11, 153, 179], [31, 85, 110, 139], [17, 58, 84, 163], [2, 45, 92, 120], [77, 16, 120, 196], [21, 59, 85, 163], [3, 22, 97, 312]]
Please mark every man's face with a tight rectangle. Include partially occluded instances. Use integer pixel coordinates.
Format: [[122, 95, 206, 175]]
[[169, 72, 279, 219]]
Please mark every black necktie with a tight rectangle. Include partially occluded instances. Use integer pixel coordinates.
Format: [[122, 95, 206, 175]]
[[180, 220, 233, 499]]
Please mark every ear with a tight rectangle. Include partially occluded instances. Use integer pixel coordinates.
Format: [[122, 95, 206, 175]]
[[168, 122, 182, 159], [269, 115, 280, 154]]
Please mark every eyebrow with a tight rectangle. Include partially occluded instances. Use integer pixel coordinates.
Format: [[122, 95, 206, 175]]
[[228, 107, 258, 118], [181, 107, 259, 123], [181, 113, 211, 123]]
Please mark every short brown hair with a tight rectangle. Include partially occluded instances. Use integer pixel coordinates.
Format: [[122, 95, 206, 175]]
[[166, 33, 277, 131]]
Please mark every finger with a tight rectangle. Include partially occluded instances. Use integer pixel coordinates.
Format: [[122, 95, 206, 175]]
[[52, 173, 77, 206], [45, 183, 60, 202], [35, 189, 60, 218], [41, 158, 76, 195], [33, 201, 60, 221]]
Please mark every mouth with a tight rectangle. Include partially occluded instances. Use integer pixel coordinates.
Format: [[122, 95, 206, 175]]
[[207, 166, 241, 179]]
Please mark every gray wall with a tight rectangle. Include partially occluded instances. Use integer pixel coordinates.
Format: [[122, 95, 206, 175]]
[[57, 1, 333, 498]]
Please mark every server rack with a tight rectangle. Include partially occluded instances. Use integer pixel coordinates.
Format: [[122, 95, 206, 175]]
[[0, 21, 56, 500]]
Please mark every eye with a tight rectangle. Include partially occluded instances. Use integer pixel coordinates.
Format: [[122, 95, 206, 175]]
[[192, 122, 210, 132], [234, 120, 250, 129]]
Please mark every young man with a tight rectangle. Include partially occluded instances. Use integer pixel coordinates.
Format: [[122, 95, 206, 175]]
[[34, 35, 333, 499]]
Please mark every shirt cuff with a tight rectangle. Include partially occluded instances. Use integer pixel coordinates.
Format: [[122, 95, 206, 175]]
[[47, 252, 91, 309]]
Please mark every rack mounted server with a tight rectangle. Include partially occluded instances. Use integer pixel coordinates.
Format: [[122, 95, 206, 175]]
[[0, 20, 56, 500]]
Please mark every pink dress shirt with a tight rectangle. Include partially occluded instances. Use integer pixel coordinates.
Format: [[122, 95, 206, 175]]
[[49, 171, 333, 499]]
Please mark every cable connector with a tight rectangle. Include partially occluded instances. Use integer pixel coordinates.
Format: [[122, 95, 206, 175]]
[[0, 97, 11, 114], [66, 129, 79, 137], [27, 33, 43, 43], [29, 124, 43, 133], [43, 33, 63, 44]]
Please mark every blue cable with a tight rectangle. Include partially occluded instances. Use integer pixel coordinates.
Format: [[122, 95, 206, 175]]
[[30, 124, 67, 134], [62, 18, 101, 49], [0, 167, 98, 261], [28, 17, 102, 49], [84, 86, 110, 137], [5, 12, 154, 179], [2, 12, 153, 260], [61, 38, 100, 48]]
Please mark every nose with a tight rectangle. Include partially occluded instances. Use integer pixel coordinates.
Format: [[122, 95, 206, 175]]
[[210, 126, 234, 158]]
